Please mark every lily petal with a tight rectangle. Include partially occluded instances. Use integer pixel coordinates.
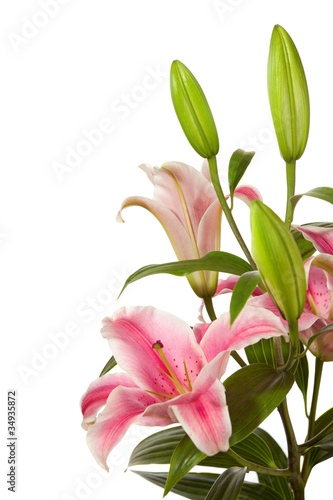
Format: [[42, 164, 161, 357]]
[[200, 305, 286, 362], [294, 224, 333, 254], [86, 386, 160, 471], [169, 380, 231, 455], [306, 264, 332, 319], [101, 306, 207, 398], [234, 185, 263, 207], [81, 373, 138, 429]]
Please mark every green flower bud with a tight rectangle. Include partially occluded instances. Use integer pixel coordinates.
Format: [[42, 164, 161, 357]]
[[267, 25, 310, 162], [170, 60, 219, 158], [250, 200, 306, 324]]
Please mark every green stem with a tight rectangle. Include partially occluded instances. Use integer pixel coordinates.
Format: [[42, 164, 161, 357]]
[[208, 156, 257, 269], [285, 160, 296, 229], [299, 421, 333, 454], [204, 296, 216, 321], [301, 358, 324, 483], [227, 449, 291, 477], [278, 399, 305, 499], [204, 296, 247, 368]]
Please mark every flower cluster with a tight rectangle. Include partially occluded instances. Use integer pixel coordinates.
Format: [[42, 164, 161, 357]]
[[80, 24, 333, 500]]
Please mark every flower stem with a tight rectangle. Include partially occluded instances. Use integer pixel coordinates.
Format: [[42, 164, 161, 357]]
[[208, 156, 257, 269], [227, 448, 291, 477], [301, 358, 324, 484], [285, 160, 296, 229], [278, 399, 305, 499], [204, 295, 247, 368]]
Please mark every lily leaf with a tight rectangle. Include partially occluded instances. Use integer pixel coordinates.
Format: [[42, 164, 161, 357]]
[[205, 467, 246, 500], [307, 408, 333, 476], [164, 434, 206, 496], [291, 187, 333, 215], [245, 338, 308, 414], [134, 471, 284, 500], [129, 425, 277, 472], [291, 228, 316, 261], [99, 355, 117, 377], [225, 364, 294, 446], [119, 251, 252, 296], [230, 271, 261, 325], [228, 149, 255, 206]]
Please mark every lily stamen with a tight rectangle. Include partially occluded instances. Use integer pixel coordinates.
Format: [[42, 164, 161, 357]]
[[152, 341, 186, 395]]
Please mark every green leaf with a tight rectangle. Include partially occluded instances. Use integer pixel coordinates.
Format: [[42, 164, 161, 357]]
[[225, 364, 294, 446], [133, 471, 284, 500], [119, 251, 252, 296], [129, 425, 277, 471], [254, 428, 287, 469], [294, 343, 309, 415], [245, 336, 308, 414], [307, 408, 333, 475], [240, 482, 284, 500], [129, 426, 185, 467], [205, 467, 246, 500], [99, 355, 117, 377], [164, 434, 206, 496], [228, 149, 255, 204], [291, 228, 316, 261], [245, 338, 276, 367], [291, 187, 333, 213], [133, 471, 218, 500], [314, 435, 333, 452], [230, 271, 261, 325], [252, 428, 293, 498]]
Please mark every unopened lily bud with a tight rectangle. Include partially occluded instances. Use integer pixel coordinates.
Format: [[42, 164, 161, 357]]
[[250, 200, 306, 324], [170, 60, 219, 158], [267, 25, 310, 162]]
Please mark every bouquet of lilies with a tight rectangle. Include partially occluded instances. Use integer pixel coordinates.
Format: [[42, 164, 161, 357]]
[[80, 26, 333, 500]]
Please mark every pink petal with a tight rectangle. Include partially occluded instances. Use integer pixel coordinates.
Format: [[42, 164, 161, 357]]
[[200, 305, 286, 362], [307, 265, 332, 319], [299, 319, 333, 362], [169, 380, 231, 455], [81, 373, 138, 429], [197, 199, 222, 294], [193, 322, 210, 343], [310, 254, 333, 291], [101, 306, 207, 398], [86, 386, 163, 470], [294, 225, 333, 254], [248, 293, 318, 332], [234, 185, 263, 207], [201, 159, 211, 182], [148, 161, 217, 237], [117, 195, 194, 261]]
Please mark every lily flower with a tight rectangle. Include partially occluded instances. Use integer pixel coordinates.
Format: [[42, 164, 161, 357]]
[[293, 224, 333, 255], [81, 305, 285, 470], [249, 256, 333, 361], [117, 161, 261, 298]]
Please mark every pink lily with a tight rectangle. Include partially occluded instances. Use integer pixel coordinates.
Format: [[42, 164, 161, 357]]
[[117, 161, 261, 298], [293, 224, 333, 254], [249, 256, 333, 361], [81, 305, 285, 470]]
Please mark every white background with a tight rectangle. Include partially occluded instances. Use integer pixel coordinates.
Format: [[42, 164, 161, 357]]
[[1, 1, 333, 499]]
